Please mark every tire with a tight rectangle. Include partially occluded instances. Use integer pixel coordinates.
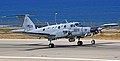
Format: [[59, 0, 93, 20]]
[[91, 40, 95, 45], [49, 43, 54, 48], [77, 41, 83, 46], [69, 38, 75, 42]]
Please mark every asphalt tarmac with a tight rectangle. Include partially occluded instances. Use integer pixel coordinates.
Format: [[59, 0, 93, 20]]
[[0, 39, 120, 61]]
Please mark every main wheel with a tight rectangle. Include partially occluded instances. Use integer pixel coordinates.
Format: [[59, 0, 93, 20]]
[[69, 38, 75, 42], [49, 43, 54, 48], [77, 41, 83, 46], [91, 40, 95, 45]]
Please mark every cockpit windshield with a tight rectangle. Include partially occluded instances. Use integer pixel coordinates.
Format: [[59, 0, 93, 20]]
[[75, 23, 80, 26]]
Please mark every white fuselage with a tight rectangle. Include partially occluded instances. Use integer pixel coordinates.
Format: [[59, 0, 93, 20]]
[[28, 22, 91, 38]]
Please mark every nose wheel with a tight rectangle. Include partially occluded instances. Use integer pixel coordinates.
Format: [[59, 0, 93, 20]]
[[91, 40, 95, 45]]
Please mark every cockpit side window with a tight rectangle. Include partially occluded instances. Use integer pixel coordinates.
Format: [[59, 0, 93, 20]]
[[75, 23, 79, 26]]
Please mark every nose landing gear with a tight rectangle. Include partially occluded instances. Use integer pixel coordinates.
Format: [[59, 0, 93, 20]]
[[48, 40, 54, 48], [91, 40, 95, 45], [77, 38, 83, 46], [49, 43, 54, 48]]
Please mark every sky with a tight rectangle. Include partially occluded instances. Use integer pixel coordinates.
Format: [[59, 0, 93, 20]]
[[0, 0, 120, 24]]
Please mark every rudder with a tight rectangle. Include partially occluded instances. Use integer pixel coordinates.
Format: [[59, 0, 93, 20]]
[[22, 15, 36, 31]]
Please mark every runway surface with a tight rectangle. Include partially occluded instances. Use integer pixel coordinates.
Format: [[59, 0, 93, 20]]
[[0, 39, 120, 61]]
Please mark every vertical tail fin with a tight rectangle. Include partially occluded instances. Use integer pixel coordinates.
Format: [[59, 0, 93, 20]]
[[3, 14, 36, 31], [22, 14, 36, 31]]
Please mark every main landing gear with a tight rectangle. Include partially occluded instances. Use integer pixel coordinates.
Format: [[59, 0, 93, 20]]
[[77, 41, 83, 46], [49, 40, 54, 48], [77, 38, 96, 46], [48, 38, 96, 48], [77, 38, 83, 46]]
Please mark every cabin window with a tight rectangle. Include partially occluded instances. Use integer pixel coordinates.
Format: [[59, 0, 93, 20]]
[[58, 26, 60, 29], [70, 24, 74, 27], [55, 26, 57, 28], [61, 25, 63, 27], [48, 27, 50, 29], [43, 29, 45, 31], [85, 29, 87, 31], [64, 25, 66, 28], [52, 27, 54, 29]]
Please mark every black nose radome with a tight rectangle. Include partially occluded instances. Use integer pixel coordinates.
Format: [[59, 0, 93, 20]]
[[90, 27, 98, 32], [90, 27, 102, 33]]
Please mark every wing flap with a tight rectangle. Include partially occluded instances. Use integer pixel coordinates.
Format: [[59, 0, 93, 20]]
[[24, 32, 56, 38]]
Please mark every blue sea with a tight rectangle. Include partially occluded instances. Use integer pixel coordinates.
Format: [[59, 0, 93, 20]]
[[0, 0, 120, 26]]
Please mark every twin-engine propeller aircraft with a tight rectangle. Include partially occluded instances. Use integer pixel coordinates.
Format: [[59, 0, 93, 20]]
[[4, 14, 102, 48]]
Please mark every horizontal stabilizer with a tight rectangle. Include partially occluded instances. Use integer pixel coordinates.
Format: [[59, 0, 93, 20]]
[[4, 14, 36, 31], [3, 14, 33, 19]]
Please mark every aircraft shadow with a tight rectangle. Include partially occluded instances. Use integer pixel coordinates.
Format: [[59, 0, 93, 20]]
[[14, 42, 120, 51], [21, 44, 96, 51]]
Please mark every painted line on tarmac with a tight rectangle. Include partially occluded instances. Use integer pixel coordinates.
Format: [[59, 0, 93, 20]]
[[0, 56, 119, 61]]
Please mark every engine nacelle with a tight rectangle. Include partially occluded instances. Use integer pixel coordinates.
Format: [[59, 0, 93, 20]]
[[68, 38, 75, 42]]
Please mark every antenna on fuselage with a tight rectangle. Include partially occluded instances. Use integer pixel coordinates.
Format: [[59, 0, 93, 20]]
[[47, 22, 49, 26], [55, 12, 58, 25], [65, 19, 68, 23]]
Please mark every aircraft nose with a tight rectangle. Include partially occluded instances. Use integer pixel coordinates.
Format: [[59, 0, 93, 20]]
[[90, 27, 102, 34], [97, 27, 102, 31], [90, 27, 102, 32], [90, 27, 98, 32]]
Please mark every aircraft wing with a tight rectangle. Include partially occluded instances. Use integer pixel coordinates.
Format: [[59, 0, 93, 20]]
[[10, 29, 56, 38], [24, 32, 56, 38]]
